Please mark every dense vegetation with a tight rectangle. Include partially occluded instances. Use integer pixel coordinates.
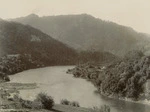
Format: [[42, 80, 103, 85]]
[[77, 51, 117, 64], [35, 92, 54, 110], [68, 51, 150, 100], [1, 91, 54, 110], [0, 20, 77, 66], [0, 20, 120, 82], [12, 14, 150, 56], [0, 54, 43, 82], [0, 20, 78, 81]]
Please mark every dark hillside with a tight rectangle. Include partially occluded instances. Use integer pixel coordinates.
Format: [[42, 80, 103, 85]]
[[0, 20, 77, 81], [12, 14, 150, 56]]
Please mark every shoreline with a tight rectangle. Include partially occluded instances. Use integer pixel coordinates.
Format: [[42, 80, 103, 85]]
[[90, 79, 150, 106], [0, 81, 95, 112], [67, 64, 150, 107], [99, 92, 150, 106]]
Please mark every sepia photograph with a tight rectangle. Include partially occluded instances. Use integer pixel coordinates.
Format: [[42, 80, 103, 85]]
[[0, 0, 150, 112]]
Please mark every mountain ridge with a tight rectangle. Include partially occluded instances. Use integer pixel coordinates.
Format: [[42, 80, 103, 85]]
[[11, 13, 150, 56]]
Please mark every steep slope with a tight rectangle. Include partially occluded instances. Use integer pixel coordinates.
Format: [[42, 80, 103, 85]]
[[0, 20, 78, 80], [11, 14, 150, 56], [0, 20, 78, 65]]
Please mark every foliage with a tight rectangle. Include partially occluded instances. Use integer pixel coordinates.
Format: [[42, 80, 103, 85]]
[[77, 51, 117, 64], [92, 105, 110, 112], [60, 99, 80, 107], [70, 101, 80, 107], [100, 51, 149, 99], [14, 92, 54, 110], [69, 51, 150, 99], [35, 92, 54, 110], [60, 99, 70, 105], [0, 54, 44, 81]]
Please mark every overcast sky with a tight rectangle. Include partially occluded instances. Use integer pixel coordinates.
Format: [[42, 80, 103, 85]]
[[0, 0, 150, 34]]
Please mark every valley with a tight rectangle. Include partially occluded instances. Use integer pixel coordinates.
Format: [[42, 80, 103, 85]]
[[0, 13, 150, 112]]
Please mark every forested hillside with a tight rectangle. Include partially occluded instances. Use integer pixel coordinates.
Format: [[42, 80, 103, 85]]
[[68, 51, 150, 100], [0, 20, 77, 81], [12, 14, 150, 56]]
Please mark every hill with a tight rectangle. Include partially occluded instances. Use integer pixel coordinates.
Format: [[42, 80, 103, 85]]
[[0, 20, 77, 80], [11, 14, 150, 56], [0, 20, 77, 64]]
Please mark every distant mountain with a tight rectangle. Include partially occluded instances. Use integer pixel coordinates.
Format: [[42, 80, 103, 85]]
[[11, 14, 150, 56], [0, 20, 77, 66]]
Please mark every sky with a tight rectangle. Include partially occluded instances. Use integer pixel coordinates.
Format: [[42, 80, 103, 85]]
[[0, 0, 150, 34]]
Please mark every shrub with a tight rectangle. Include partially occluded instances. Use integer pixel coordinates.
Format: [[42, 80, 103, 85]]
[[17, 98, 43, 109], [70, 101, 80, 107], [35, 92, 54, 110], [11, 95, 43, 109], [92, 105, 111, 112], [32, 100, 43, 109], [21, 100, 33, 109], [60, 99, 70, 105], [60, 99, 80, 107], [4, 75, 10, 82]]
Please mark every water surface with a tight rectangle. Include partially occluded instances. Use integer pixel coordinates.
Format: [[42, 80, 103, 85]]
[[10, 66, 150, 112]]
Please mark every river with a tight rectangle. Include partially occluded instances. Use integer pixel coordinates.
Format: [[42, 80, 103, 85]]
[[9, 66, 150, 112]]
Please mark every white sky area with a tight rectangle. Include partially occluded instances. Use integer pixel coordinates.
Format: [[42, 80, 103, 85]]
[[0, 0, 150, 34]]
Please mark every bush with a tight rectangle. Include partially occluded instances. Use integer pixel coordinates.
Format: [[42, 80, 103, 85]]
[[32, 100, 43, 109], [11, 94, 43, 109], [20, 100, 33, 109], [4, 75, 10, 82], [70, 101, 80, 107], [35, 92, 54, 110], [60, 99, 70, 105], [60, 99, 80, 107], [92, 105, 110, 112]]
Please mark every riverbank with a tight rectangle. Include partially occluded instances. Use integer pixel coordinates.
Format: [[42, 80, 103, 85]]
[[0, 70, 94, 112], [5, 65, 150, 112], [67, 55, 150, 106], [100, 91, 150, 106], [0, 104, 96, 112], [0, 82, 106, 112], [0, 82, 38, 109]]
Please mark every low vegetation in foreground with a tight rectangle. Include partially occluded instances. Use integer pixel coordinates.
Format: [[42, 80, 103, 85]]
[[0, 90, 54, 110], [60, 99, 80, 107], [0, 83, 111, 112], [91, 105, 110, 112], [68, 51, 150, 101]]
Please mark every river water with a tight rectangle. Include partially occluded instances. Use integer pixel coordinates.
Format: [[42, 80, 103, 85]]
[[9, 66, 150, 112]]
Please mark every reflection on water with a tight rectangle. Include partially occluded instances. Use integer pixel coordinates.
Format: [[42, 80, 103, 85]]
[[10, 66, 150, 112]]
